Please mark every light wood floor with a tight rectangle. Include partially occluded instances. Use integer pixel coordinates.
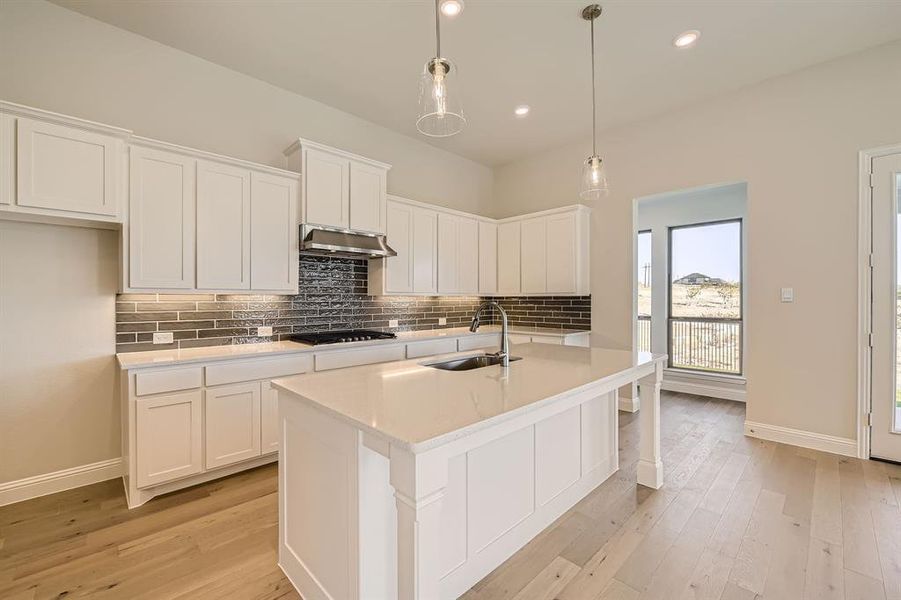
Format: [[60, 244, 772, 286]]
[[1, 392, 900, 599]]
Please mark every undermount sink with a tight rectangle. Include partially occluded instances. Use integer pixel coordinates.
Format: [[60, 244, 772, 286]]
[[425, 354, 522, 372]]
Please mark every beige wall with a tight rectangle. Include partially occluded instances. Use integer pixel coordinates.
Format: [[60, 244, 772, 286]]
[[0, 221, 120, 482], [495, 40, 901, 440], [0, 0, 493, 215]]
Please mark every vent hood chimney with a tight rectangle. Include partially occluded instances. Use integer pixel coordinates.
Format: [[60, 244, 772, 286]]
[[299, 225, 396, 259]]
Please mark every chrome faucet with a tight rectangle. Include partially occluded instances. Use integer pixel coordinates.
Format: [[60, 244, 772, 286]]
[[470, 301, 510, 367]]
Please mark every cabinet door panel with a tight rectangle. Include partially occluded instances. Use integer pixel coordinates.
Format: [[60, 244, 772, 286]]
[[136, 390, 203, 488], [412, 207, 437, 294], [304, 148, 348, 229], [16, 117, 118, 216], [251, 172, 298, 291], [520, 217, 547, 294], [546, 212, 577, 294], [385, 201, 413, 293], [437, 213, 459, 294], [478, 221, 498, 295], [1, 114, 14, 206], [497, 222, 521, 295], [129, 146, 195, 289], [196, 161, 251, 289], [261, 381, 280, 455], [205, 382, 261, 469], [349, 161, 385, 233], [457, 217, 479, 294]]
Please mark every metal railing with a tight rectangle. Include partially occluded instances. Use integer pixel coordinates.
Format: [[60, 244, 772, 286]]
[[637, 316, 651, 353], [669, 317, 742, 374]]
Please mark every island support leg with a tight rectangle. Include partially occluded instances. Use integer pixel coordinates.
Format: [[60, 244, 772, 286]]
[[636, 360, 664, 489], [389, 445, 448, 600]]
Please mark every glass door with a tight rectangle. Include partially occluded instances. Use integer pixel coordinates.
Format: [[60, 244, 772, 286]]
[[871, 152, 901, 462]]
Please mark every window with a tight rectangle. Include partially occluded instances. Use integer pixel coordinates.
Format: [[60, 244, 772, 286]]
[[636, 230, 652, 352], [668, 220, 742, 374]]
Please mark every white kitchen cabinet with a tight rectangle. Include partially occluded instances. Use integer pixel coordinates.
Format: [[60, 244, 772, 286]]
[[546, 211, 580, 294], [349, 160, 386, 233], [437, 213, 459, 294], [0, 113, 14, 207], [251, 172, 298, 291], [196, 160, 251, 290], [478, 221, 498, 295], [383, 200, 413, 293], [285, 139, 391, 234], [261, 380, 280, 455], [128, 145, 196, 289], [520, 217, 548, 294], [438, 213, 478, 295], [497, 221, 521, 295], [135, 390, 203, 488], [14, 116, 122, 218], [204, 382, 262, 470], [412, 205, 438, 293]]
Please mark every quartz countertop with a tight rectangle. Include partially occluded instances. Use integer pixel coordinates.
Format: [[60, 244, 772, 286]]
[[115, 325, 591, 369], [272, 344, 663, 453]]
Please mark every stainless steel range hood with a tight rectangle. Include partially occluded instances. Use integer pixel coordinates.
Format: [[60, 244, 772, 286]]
[[299, 224, 396, 259]]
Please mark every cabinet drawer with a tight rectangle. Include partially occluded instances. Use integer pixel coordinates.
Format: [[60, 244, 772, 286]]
[[457, 334, 502, 351], [406, 338, 458, 359], [205, 354, 313, 386], [531, 335, 564, 345], [315, 344, 405, 371], [135, 367, 202, 397]]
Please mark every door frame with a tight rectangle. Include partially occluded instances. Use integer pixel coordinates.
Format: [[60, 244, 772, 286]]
[[858, 143, 901, 460]]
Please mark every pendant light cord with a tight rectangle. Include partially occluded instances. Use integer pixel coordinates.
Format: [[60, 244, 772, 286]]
[[435, 0, 441, 58], [590, 14, 597, 156]]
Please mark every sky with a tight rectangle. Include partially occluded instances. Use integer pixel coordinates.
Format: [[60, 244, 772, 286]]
[[637, 221, 742, 284]]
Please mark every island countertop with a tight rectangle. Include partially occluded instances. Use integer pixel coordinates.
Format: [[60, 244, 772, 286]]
[[272, 343, 665, 452]]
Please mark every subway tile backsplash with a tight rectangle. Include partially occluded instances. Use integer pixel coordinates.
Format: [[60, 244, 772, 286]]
[[116, 256, 590, 353]]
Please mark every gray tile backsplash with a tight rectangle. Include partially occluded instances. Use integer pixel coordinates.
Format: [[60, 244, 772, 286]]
[[116, 256, 590, 353]]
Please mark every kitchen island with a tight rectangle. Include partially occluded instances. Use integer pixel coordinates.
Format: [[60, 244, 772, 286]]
[[272, 343, 665, 600]]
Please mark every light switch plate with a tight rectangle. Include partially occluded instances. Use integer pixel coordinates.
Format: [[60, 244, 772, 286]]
[[438, 317, 447, 325], [153, 332, 174, 345], [780, 287, 794, 303], [388, 319, 399, 328], [257, 326, 273, 336]]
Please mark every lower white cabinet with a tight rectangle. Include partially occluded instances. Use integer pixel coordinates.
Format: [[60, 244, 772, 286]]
[[204, 382, 262, 469], [135, 390, 203, 489], [261, 380, 280, 454]]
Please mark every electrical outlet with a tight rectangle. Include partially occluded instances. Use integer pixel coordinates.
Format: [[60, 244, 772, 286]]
[[438, 317, 447, 325], [153, 332, 174, 345], [257, 326, 273, 336], [388, 319, 399, 328], [780, 287, 794, 303]]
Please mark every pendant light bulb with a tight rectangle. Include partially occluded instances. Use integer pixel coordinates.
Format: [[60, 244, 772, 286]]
[[417, 1, 465, 137], [579, 4, 609, 199]]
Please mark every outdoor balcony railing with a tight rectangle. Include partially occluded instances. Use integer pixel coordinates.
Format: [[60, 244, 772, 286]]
[[669, 317, 742, 375]]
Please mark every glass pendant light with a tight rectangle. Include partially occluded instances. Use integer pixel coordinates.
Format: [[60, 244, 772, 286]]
[[417, 0, 465, 137], [580, 4, 609, 199]]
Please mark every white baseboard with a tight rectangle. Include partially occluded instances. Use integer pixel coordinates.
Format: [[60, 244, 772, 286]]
[[662, 379, 746, 402], [744, 420, 857, 458], [618, 396, 639, 413], [0, 457, 123, 507]]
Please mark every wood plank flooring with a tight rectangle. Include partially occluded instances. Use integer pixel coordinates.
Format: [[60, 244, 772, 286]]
[[1, 392, 900, 599]]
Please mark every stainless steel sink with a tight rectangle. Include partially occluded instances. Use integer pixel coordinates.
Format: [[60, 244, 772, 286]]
[[425, 354, 522, 372]]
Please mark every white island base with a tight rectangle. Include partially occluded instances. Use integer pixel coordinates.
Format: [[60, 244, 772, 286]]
[[274, 345, 665, 600]]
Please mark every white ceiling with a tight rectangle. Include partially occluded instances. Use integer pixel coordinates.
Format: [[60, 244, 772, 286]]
[[52, 0, 901, 166]]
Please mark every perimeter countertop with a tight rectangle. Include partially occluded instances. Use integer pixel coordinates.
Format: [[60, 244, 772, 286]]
[[115, 325, 591, 369], [272, 344, 663, 452]]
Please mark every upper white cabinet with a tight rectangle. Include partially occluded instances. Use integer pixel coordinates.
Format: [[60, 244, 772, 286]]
[[285, 139, 391, 234], [478, 221, 498, 295], [520, 217, 548, 294], [251, 172, 299, 291], [196, 160, 251, 290], [497, 221, 522, 295], [0, 102, 128, 226], [438, 213, 478, 295], [369, 196, 437, 296], [128, 145, 196, 289], [127, 138, 299, 294]]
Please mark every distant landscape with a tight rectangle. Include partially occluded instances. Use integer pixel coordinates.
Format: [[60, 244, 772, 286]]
[[637, 273, 740, 319]]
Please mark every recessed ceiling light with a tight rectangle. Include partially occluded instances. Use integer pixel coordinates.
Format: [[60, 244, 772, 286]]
[[440, 0, 464, 17], [514, 105, 530, 117], [673, 29, 700, 49]]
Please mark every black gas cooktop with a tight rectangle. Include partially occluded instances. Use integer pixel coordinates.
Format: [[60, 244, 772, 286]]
[[287, 329, 397, 346]]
